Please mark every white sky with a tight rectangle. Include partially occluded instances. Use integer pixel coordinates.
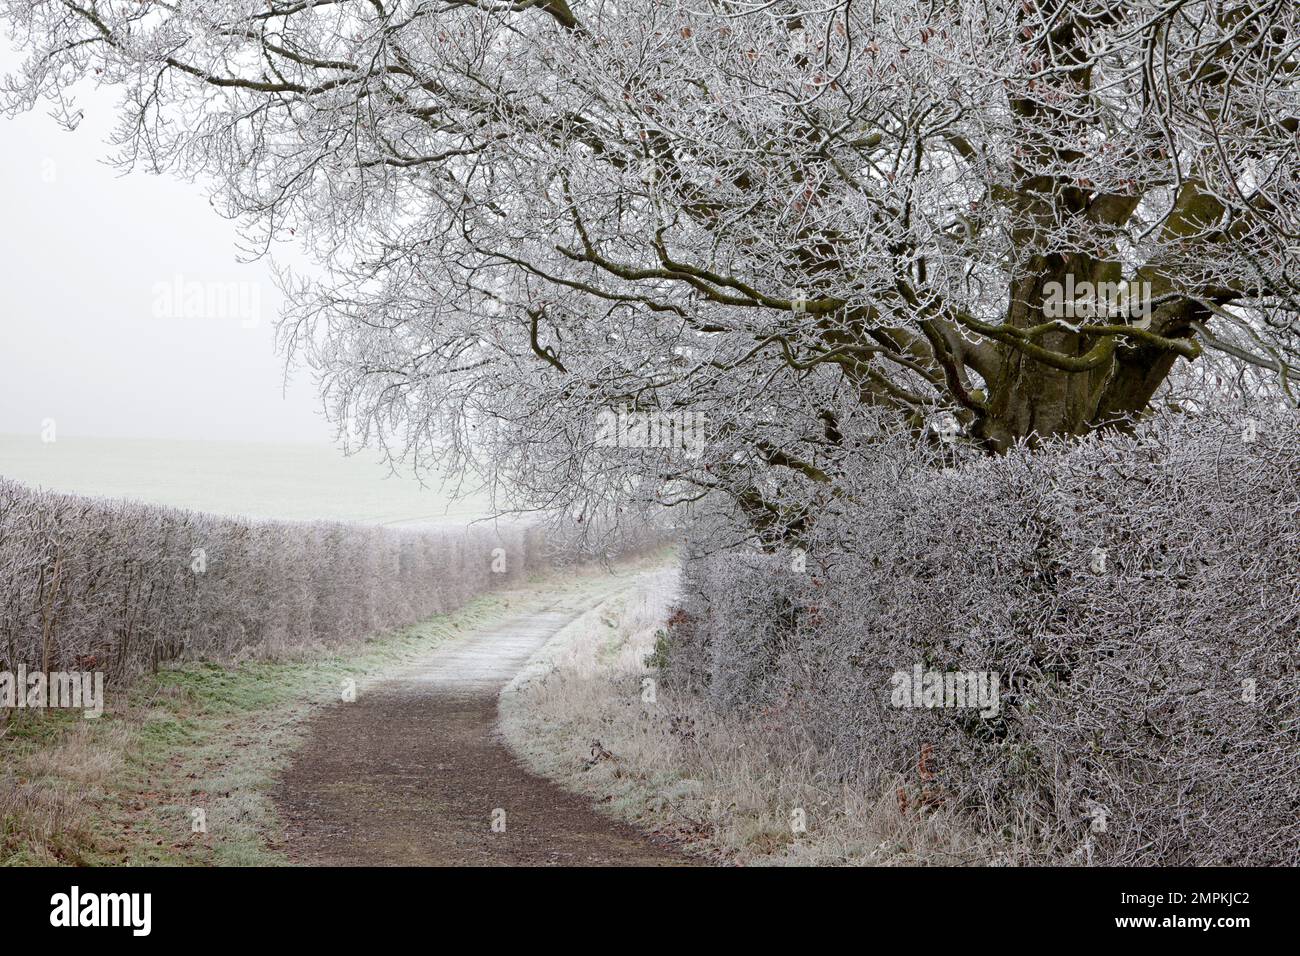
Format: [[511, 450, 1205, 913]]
[[0, 44, 332, 444]]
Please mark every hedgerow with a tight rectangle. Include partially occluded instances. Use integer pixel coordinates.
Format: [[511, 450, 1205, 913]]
[[0, 480, 648, 681], [665, 409, 1299, 865]]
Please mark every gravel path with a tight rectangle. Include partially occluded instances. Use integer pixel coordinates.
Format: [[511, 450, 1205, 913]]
[[273, 580, 691, 866]]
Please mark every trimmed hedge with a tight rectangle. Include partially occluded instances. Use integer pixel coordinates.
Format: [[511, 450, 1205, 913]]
[[0, 479, 566, 679]]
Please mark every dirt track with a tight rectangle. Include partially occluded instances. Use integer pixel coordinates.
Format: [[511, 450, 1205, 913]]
[[273, 584, 691, 866]]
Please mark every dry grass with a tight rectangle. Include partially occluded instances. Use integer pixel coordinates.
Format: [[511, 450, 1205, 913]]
[[0, 779, 92, 866], [22, 720, 131, 784], [500, 569, 1020, 865], [0, 714, 133, 865]]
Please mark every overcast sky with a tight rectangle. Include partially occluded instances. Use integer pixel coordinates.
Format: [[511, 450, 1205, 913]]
[[0, 44, 332, 445]]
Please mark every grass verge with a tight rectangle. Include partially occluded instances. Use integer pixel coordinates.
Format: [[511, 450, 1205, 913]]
[[500, 567, 1012, 866]]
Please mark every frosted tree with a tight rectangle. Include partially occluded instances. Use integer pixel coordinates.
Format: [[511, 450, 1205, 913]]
[[3, 0, 1296, 532]]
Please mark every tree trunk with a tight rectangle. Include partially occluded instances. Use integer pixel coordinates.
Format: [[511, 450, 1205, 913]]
[[974, 259, 1199, 451]]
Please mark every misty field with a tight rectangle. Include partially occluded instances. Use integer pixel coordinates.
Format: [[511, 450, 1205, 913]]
[[0, 434, 495, 526]]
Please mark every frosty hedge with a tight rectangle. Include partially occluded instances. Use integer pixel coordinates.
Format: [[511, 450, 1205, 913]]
[[665, 410, 1299, 866]]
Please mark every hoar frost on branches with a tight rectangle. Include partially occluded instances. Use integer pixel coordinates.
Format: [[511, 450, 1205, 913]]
[[3, 0, 1298, 536]]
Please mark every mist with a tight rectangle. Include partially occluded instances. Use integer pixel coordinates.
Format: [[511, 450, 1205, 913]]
[[0, 45, 326, 445]]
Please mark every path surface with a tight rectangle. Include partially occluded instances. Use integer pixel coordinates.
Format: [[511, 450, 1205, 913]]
[[273, 580, 690, 866]]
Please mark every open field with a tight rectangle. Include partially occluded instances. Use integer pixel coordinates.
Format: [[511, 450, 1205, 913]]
[[0, 434, 496, 526]]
